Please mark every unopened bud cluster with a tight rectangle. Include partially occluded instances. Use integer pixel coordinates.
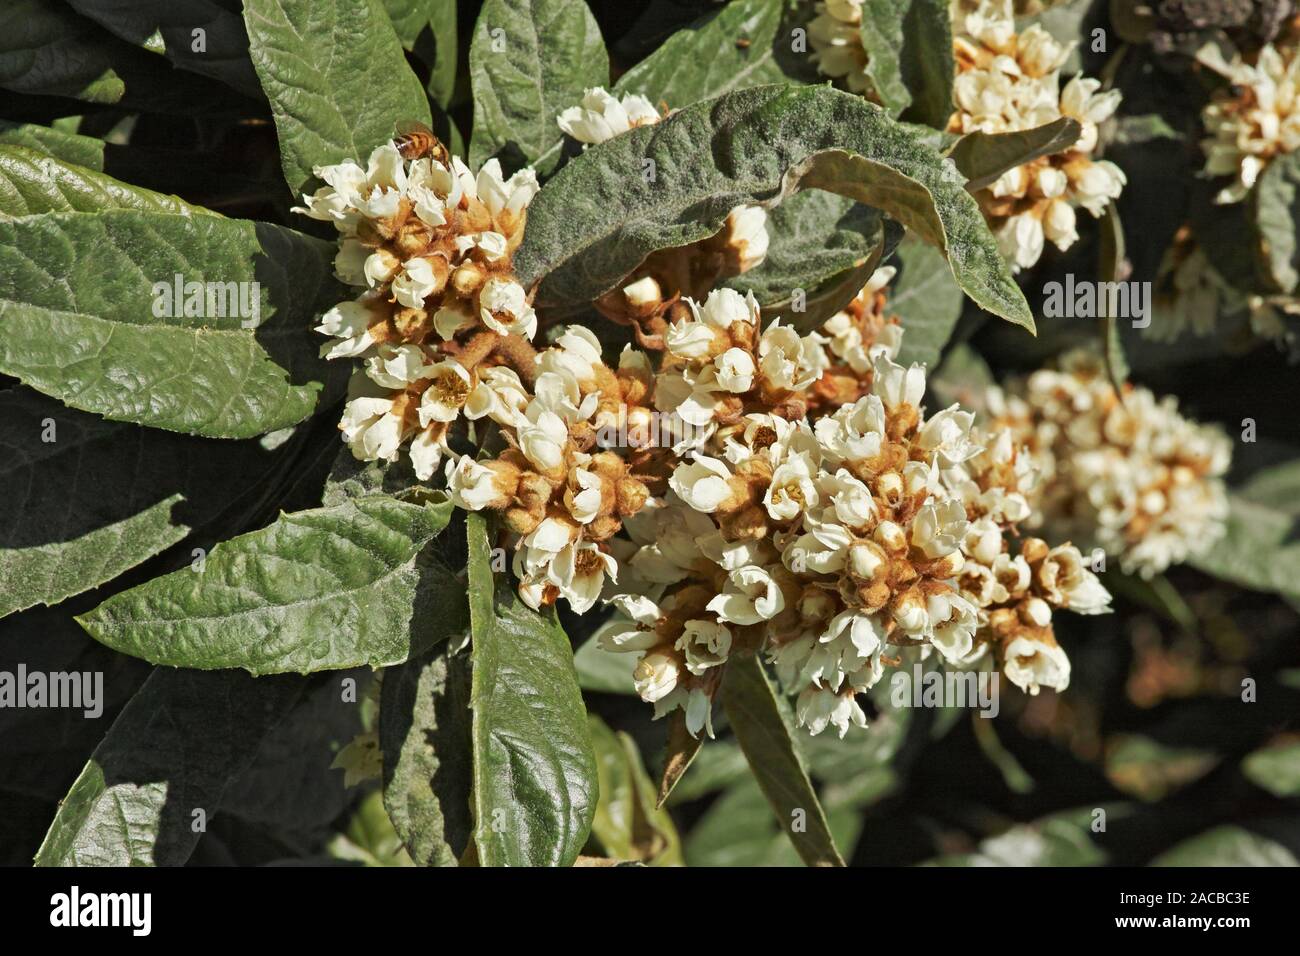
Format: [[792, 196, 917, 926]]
[[984, 350, 1232, 578]]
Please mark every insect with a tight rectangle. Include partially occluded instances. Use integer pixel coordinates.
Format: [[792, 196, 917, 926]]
[[394, 120, 448, 164], [735, 37, 751, 49]]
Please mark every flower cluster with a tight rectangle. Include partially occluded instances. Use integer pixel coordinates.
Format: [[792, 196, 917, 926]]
[[984, 350, 1232, 578], [948, 0, 1126, 270], [447, 269, 1112, 739], [1199, 36, 1300, 203], [555, 86, 770, 328], [297, 139, 541, 478]]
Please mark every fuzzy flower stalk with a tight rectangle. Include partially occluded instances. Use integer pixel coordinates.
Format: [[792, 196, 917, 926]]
[[442, 269, 1112, 740], [983, 350, 1232, 578]]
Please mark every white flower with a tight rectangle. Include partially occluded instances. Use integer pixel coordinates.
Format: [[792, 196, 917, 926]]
[[445, 456, 507, 511], [633, 650, 681, 703], [722, 205, 770, 272], [340, 394, 409, 463], [464, 366, 529, 426], [676, 619, 732, 675], [926, 591, 979, 663], [454, 231, 509, 262], [334, 240, 371, 286], [700, 287, 759, 328], [796, 685, 868, 738], [1002, 633, 1071, 695], [997, 212, 1045, 272], [664, 315, 716, 359], [714, 347, 756, 392], [550, 542, 617, 614], [479, 276, 537, 340], [758, 322, 828, 392], [706, 565, 785, 625], [557, 86, 660, 144], [565, 467, 603, 523], [418, 360, 473, 425], [911, 499, 969, 559], [366, 343, 432, 390], [391, 257, 441, 308], [536, 325, 603, 386], [669, 455, 734, 512], [408, 427, 448, 481], [363, 248, 400, 287], [764, 451, 820, 521], [518, 405, 570, 473], [873, 354, 926, 412], [918, 405, 981, 464], [467, 157, 540, 218], [316, 300, 377, 358]]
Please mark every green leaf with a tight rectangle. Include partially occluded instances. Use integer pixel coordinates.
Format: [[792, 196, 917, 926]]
[[719, 654, 844, 867], [587, 716, 682, 865], [65, 0, 263, 99], [1151, 826, 1299, 867], [662, 739, 749, 805], [683, 776, 861, 867], [724, 190, 892, 327], [1242, 742, 1300, 798], [244, 0, 431, 199], [925, 806, 1114, 866], [330, 790, 415, 866], [221, 670, 366, 831], [468, 0, 608, 175], [382, 0, 459, 108], [1191, 461, 1300, 604], [1253, 150, 1300, 294], [0, 146, 214, 218], [1098, 201, 1129, 388], [612, 0, 811, 108], [0, 0, 233, 110], [0, 0, 130, 103], [0, 122, 105, 171], [34, 669, 307, 866], [380, 641, 475, 867], [0, 208, 345, 438], [888, 237, 965, 367], [466, 512, 597, 867], [516, 84, 1033, 332], [0, 388, 310, 620], [858, 0, 954, 128], [78, 495, 456, 674], [573, 627, 637, 694], [1104, 733, 1218, 802], [948, 117, 1082, 193], [656, 709, 705, 808]]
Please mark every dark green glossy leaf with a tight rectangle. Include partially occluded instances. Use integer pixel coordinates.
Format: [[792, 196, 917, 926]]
[[466, 512, 596, 867], [719, 653, 844, 867]]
